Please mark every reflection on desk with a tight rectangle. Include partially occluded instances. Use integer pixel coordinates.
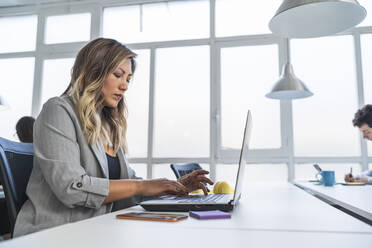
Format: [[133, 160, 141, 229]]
[[295, 181, 372, 222]]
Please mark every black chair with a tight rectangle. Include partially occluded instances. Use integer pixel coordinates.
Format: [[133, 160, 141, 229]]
[[0, 137, 33, 235], [170, 163, 202, 179]]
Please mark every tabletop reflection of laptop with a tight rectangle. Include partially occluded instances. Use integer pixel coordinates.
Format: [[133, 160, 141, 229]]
[[141, 110, 252, 212]]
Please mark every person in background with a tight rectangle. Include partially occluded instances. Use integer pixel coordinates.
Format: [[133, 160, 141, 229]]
[[345, 104, 372, 184], [15, 116, 35, 143], [13, 38, 213, 237]]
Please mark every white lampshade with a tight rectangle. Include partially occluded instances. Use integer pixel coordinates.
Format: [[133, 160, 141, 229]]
[[0, 95, 8, 110], [266, 63, 313, 100], [269, 0, 367, 38]]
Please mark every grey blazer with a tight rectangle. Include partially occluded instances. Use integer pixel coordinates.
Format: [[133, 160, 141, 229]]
[[13, 96, 141, 237]]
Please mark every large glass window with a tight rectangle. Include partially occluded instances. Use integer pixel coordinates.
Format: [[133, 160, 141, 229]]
[[291, 36, 360, 156], [221, 45, 280, 149], [360, 34, 372, 155], [41, 58, 75, 106], [45, 13, 91, 44], [216, 163, 287, 189], [2, 1, 371, 184], [0, 58, 35, 140], [103, 0, 209, 43], [153, 163, 178, 180], [153, 46, 210, 157], [215, 0, 280, 37], [129, 163, 147, 179], [126, 49, 150, 158], [0, 15, 37, 53]]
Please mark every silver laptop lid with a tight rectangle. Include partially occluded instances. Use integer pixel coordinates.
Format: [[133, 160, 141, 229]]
[[231, 110, 252, 205]]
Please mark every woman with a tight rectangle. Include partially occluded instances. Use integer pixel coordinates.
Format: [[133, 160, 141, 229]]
[[14, 38, 212, 237]]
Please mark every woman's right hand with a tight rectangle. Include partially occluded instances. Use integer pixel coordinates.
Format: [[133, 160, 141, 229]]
[[138, 178, 188, 196]]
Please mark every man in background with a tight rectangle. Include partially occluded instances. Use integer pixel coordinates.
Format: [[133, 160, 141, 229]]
[[345, 105, 372, 184], [15, 116, 35, 143]]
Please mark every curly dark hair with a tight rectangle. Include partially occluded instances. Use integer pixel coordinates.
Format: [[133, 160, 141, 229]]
[[352, 104, 372, 128], [16, 116, 35, 143]]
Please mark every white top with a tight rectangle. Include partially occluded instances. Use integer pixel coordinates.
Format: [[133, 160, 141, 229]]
[[2, 183, 372, 248], [361, 170, 372, 184], [295, 181, 372, 221]]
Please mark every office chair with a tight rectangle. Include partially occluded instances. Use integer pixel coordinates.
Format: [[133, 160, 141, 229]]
[[0, 137, 33, 235], [170, 163, 202, 179]]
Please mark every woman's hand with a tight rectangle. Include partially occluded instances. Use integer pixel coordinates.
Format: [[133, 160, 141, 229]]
[[138, 178, 189, 196], [178, 170, 214, 195]]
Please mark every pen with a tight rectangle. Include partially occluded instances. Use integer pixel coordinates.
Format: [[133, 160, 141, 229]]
[[350, 167, 353, 178]]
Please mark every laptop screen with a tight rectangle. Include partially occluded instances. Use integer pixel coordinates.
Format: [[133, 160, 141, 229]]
[[231, 110, 252, 205]]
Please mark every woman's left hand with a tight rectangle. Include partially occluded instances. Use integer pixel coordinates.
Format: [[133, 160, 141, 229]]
[[178, 170, 214, 195]]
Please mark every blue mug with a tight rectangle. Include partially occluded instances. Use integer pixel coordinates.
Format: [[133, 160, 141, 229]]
[[316, 171, 335, 186]]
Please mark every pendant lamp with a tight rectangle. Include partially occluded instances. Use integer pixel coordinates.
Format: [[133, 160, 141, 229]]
[[266, 38, 313, 100], [0, 95, 8, 110], [269, 0, 367, 38], [266, 62, 313, 99]]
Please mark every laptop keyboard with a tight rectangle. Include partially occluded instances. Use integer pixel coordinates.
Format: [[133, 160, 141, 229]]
[[161, 194, 226, 203]]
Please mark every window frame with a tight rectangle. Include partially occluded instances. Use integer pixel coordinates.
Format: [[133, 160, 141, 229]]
[[0, 0, 371, 181]]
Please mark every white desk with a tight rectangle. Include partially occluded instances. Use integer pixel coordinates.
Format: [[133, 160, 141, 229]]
[[295, 181, 372, 221], [1, 183, 371, 248]]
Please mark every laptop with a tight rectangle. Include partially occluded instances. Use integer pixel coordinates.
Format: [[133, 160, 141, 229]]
[[141, 110, 252, 212]]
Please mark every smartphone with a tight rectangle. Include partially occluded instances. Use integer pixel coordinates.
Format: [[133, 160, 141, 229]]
[[116, 212, 188, 222], [313, 164, 322, 172]]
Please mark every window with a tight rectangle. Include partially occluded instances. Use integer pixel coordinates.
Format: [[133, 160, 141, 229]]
[[41, 58, 75, 106], [153, 163, 178, 180], [215, 0, 280, 37], [216, 163, 288, 188], [221, 45, 281, 149], [129, 163, 147, 179], [3, 1, 371, 184], [0, 58, 35, 140], [360, 34, 372, 155], [103, 1, 209, 43], [291, 36, 360, 156], [45, 13, 91, 44], [0, 15, 37, 53], [153, 46, 210, 157], [126, 49, 150, 158]]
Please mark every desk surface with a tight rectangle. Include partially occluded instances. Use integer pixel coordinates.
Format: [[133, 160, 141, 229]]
[[295, 181, 372, 221], [1, 183, 372, 248]]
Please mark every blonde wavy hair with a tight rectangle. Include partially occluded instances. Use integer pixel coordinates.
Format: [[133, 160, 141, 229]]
[[63, 38, 136, 154]]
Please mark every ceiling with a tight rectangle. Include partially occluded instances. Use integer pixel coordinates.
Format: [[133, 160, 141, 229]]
[[0, 0, 172, 9], [0, 0, 85, 8]]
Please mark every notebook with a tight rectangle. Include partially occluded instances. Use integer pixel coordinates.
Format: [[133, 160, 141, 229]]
[[140, 110, 252, 212], [189, 210, 231, 220]]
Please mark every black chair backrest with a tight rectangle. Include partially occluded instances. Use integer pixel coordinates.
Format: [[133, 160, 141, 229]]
[[0, 137, 33, 233], [170, 163, 202, 179]]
